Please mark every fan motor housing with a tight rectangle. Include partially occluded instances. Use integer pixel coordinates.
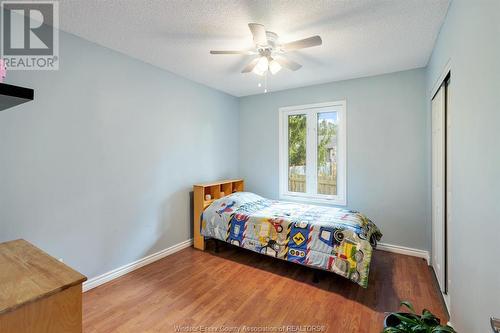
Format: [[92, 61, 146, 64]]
[[265, 31, 279, 48]]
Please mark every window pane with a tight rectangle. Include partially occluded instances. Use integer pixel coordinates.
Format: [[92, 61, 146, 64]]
[[317, 112, 338, 195], [288, 114, 306, 193]]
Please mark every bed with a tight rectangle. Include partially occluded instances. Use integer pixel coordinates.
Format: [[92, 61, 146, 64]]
[[193, 179, 382, 288]]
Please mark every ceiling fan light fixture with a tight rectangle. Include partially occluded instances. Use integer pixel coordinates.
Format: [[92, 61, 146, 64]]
[[269, 59, 281, 75], [210, 22, 322, 81], [252, 56, 269, 76]]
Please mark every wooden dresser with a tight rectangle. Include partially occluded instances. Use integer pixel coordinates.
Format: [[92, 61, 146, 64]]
[[0, 239, 87, 333]]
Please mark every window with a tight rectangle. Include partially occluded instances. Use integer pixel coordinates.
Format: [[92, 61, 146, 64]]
[[279, 101, 346, 205]]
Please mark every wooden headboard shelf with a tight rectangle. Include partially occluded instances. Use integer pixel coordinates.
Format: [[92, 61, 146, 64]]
[[193, 179, 244, 250]]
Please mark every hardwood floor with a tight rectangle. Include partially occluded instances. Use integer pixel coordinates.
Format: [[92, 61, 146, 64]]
[[83, 243, 447, 333]]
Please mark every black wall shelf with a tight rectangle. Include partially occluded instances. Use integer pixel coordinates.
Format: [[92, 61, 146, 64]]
[[0, 83, 34, 111]]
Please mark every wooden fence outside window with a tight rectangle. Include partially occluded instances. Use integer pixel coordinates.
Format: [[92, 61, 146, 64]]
[[288, 173, 337, 195]]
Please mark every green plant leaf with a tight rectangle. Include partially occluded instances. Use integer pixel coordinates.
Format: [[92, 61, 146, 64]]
[[384, 301, 454, 333], [400, 301, 416, 314], [431, 325, 457, 333], [381, 327, 405, 333], [421, 309, 440, 326], [421, 309, 435, 317], [393, 313, 421, 326]]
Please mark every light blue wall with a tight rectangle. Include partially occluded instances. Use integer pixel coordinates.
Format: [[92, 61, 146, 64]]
[[3, 5, 498, 330], [0, 30, 239, 279], [239, 69, 429, 251], [426, 1, 500, 331]]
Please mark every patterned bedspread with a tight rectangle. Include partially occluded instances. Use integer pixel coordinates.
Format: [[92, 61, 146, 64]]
[[201, 192, 382, 287]]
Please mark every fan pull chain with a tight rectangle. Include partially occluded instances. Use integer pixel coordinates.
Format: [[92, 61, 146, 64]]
[[257, 73, 269, 93]]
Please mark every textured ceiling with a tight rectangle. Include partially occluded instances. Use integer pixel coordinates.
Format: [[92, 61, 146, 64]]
[[59, 0, 449, 96]]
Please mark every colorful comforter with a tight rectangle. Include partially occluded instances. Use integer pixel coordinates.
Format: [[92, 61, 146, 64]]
[[201, 192, 382, 288]]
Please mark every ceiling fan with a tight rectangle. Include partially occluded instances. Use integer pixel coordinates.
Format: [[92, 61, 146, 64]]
[[210, 23, 322, 76]]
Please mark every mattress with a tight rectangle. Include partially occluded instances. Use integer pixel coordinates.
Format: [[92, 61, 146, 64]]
[[201, 192, 382, 287]]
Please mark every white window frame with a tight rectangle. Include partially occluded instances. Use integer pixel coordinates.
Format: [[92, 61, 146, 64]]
[[279, 101, 347, 206]]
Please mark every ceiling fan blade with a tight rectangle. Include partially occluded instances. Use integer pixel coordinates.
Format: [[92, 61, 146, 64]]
[[210, 50, 254, 55], [282, 36, 322, 51], [248, 23, 267, 46], [241, 58, 260, 73], [274, 56, 302, 71]]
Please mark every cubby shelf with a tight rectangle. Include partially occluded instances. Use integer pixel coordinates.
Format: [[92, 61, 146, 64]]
[[203, 199, 214, 208], [193, 179, 245, 250], [198, 179, 244, 203]]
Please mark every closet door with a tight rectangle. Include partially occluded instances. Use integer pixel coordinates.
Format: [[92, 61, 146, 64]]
[[431, 84, 446, 292]]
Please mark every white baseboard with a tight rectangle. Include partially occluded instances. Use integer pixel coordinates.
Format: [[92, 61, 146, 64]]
[[443, 293, 451, 317], [83, 240, 426, 292], [377, 242, 430, 265], [83, 238, 193, 292]]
